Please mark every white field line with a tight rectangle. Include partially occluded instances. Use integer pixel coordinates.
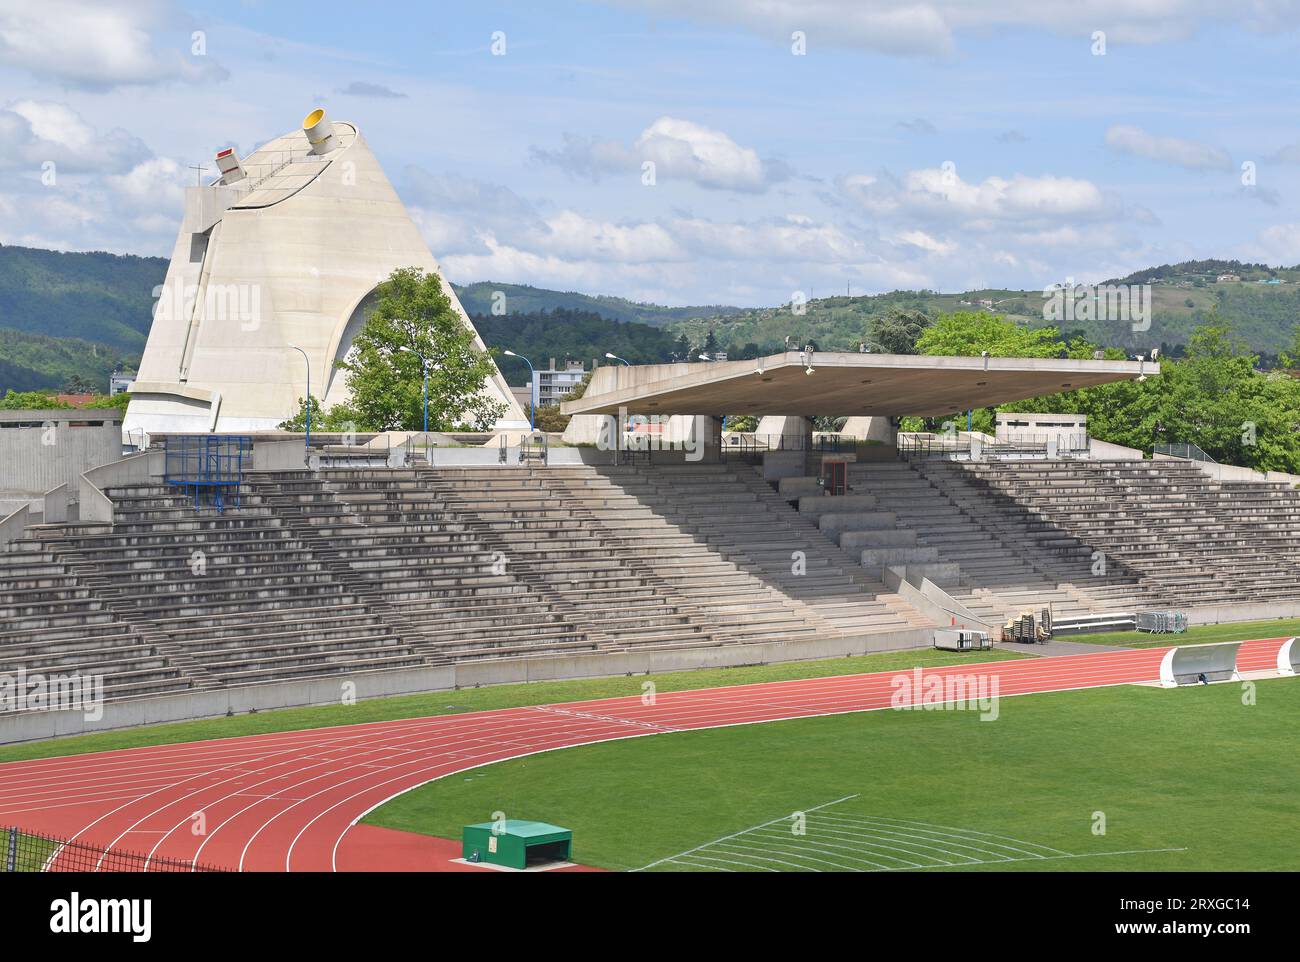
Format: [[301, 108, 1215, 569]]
[[631, 794, 859, 872], [640, 798, 1185, 872]]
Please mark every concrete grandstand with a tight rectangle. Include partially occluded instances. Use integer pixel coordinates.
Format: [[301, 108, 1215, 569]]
[[3, 109, 1297, 745]]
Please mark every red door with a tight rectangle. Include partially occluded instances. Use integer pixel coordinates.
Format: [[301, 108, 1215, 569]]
[[826, 461, 847, 496]]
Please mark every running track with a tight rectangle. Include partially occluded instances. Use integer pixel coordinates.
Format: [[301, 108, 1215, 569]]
[[0, 639, 1287, 872]]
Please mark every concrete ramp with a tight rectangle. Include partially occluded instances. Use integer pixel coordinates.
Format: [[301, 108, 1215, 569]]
[[1278, 637, 1298, 677], [1159, 641, 1242, 688]]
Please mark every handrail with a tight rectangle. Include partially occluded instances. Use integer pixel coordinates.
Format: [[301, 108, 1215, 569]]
[[1154, 442, 1217, 464]]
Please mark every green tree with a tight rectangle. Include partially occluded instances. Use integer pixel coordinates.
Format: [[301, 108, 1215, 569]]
[[0, 390, 71, 410], [336, 267, 507, 431], [277, 396, 361, 432], [868, 308, 931, 354], [914, 310, 1062, 358]]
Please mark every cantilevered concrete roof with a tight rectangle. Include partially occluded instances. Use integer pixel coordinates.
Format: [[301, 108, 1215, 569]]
[[561, 352, 1156, 417]]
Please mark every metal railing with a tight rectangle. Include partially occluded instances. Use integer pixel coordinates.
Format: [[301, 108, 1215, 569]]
[[2, 825, 227, 872], [898, 432, 1090, 461], [163, 435, 253, 512], [725, 433, 866, 453], [1154, 443, 1217, 464], [520, 433, 549, 465]]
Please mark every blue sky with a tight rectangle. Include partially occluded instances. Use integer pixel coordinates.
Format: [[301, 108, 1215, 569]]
[[2, 0, 1300, 305]]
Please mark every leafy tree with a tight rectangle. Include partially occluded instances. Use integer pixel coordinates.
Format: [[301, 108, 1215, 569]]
[[83, 392, 131, 412], [335, 267, 506, 431], [725, 415, 758, 432], [0, 389, 71, 410], [868, 308, 931, 354], [277, 396, 361, 432], [914, 310, 1061, 358], [533, 404, 571, 433]]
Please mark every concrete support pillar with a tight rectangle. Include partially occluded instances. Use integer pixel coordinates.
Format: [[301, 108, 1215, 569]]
[[697, 415, 723, 462], [754, 415, 813, 447]]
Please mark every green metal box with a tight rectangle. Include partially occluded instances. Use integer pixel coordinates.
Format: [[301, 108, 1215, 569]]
[[461, 820, 573, 870]]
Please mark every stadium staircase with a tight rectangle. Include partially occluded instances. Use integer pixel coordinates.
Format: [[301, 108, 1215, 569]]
[[779, 460, 1163, 626]]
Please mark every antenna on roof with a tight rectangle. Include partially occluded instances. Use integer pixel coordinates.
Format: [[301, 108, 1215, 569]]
[[187, 164, 208, 187]]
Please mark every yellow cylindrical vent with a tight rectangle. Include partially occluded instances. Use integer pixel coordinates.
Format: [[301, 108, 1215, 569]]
[[302, 107, 337, 154]]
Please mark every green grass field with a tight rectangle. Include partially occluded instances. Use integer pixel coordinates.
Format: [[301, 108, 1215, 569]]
[[0, 647, 1024, 765], [1067, 617, 1300, 649], [365, 675, 1300, 872], [0, 831, 58, 872]]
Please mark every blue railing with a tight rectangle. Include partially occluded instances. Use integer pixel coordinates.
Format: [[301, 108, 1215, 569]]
[[163, 436, 254, 512]]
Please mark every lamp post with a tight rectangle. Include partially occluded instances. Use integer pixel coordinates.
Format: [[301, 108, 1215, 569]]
[[503, 350, 536, 431], [398, 346, 434, 435], [287, 344, 311, 456], [603, 353, 631, 452]]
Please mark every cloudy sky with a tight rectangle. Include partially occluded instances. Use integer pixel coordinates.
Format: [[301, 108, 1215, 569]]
[[2, 0, 1300, 306]]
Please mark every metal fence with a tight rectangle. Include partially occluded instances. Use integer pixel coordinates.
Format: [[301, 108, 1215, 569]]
[[2, 826, 227, 873], [725, 433, 866, 453], [1137, 611, 1188, 634], [898, 432, 1090, 461], [1154, 443, 1217, 464]]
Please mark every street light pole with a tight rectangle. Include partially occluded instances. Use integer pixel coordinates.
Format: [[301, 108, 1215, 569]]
[[604, 352, 630, 366], [398, 346, 432, 434], [503, 350, 536, 431], [287, 344, 311, 457]]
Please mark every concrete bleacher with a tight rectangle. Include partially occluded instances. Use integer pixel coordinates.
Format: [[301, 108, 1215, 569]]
[[0, 462, 934, 705], [5, 447, 1295, 710], [932, 458, 1300, 609], [15, 483, 425, 696]]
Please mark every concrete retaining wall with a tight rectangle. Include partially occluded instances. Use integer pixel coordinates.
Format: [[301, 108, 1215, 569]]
[[80, 449, 165, 523], [1183, 599, 1300, 626], [42, 483, 70, 524], [0, 503, 30, 548], [252, 440, 310, 471], [0, 626, 934, 745], [0, 410, 123, 500], [884, 567, 998, 635], [1153, 452, 1300, 487], [1089, 438, 1144, 460]]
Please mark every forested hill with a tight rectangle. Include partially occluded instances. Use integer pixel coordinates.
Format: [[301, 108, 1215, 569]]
[[2, 242, 1298, 394]]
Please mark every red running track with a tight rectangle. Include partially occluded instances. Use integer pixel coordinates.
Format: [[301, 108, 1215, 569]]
[[0, 639, 1287, 872]]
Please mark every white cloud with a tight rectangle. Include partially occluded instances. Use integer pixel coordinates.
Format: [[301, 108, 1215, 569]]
[[1257, 223, 1300, 263], [841, 166, 1114, 226], [0, 100, 150, 172], [0, 0, 227, 89], [893, 229, 954, 254], [532, 116, 788, 192], [1104, 124, 1232, 171], [601, 1, 1299, 56]]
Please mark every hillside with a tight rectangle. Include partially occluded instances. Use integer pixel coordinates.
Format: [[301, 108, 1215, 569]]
[[670, 261, 1300, 360], [471, 307, 679, 386], [456, 281, 745, 328], [2, 245, 1298, 394]]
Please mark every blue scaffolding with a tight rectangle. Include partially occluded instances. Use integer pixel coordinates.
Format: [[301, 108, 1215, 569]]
[[163, 435, 254, 512]]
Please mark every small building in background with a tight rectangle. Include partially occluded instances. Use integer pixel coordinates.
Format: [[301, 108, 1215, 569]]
[[110, 372, 136, 396], [532, 358, 587, 409]]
